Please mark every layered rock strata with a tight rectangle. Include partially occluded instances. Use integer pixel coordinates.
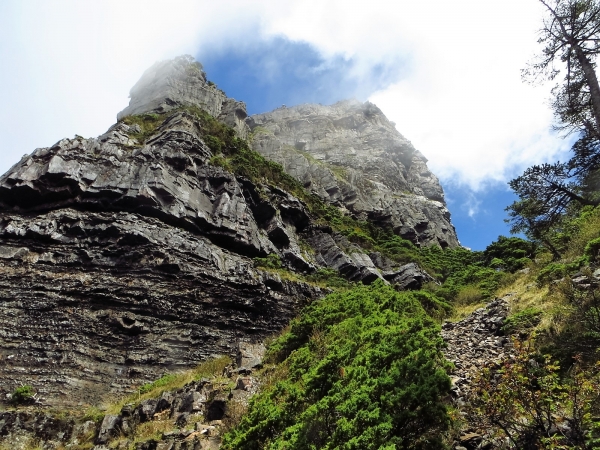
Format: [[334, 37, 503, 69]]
[[248, 101, 459, 248], [0, 109, 321, 407], [0, 55, 457, 408], [0, 344, 264, 449]]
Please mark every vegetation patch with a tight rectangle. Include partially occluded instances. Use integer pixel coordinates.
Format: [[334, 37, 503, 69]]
[[222, 282, 452, 450], [467, 342, 600, 449], [121, 113, 166, 144], [305, 268, 351, 289], [138, 373, 179, 395], [536, 257, 586, 285], [502, 307, 543, 336], [105, 356, 231, 415], [253, 253, 283, 270], [11, 385, 34, 404]]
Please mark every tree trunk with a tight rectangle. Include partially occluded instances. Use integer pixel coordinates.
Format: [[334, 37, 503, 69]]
[[546, 177, 600, 206], [573, 46, 600, 136], [539, 0, 600, 135]]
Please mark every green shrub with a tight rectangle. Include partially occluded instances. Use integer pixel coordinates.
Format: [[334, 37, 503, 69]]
[[253, 254, 283, 270], [537, 257, 586, 285], [436, 263, 506, 302], [222, 282, 452, 449], [483, 236, 536, 272], [121, 113, 165, 144], [305, 268, 351, 289], [584, 237, 600, 262], [204, 135, 225, 153], [11, 385, 34, 404], [411, 290, 453, 320], [559, 279, 600, 353]]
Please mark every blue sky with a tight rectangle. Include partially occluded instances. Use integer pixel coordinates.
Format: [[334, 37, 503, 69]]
[[0, 0, 578, 250], [197, 37, 406, 115]]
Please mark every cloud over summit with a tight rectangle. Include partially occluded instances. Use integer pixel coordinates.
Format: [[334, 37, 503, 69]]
[[0, 0, 572, 194]]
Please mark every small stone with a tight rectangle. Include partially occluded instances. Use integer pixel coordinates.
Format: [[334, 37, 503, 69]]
[[235, 376, 253, 391]]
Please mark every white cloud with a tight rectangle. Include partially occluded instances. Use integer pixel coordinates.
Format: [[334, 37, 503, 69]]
[[365, 0, 575, 190], [0, 0, 262, 174], [0, 0, 574, 193]]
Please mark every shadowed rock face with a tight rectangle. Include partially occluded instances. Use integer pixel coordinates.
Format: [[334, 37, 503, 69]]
[[0, 56, 457, 408], [248, 101, 459, 248], [0, 111, 322, 406]]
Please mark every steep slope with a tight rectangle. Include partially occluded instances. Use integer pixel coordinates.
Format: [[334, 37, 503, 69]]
[[0, 55, 457, 409], [249, 101, 458, 248]]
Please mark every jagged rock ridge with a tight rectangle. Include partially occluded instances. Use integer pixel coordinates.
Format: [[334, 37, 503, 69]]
[[0, 55, 457, 409], [248, 100, 459, 248], [117, 55, 249, 139]]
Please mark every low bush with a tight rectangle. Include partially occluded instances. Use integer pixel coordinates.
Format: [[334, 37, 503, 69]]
[[138, 374, 178, 395], [253, 254, 283, 270], [502, 307, 543, 335], [222, 282, 452, 449], [467, 341, 600, 449], [483, 236, 536, 272], [305, 268, 351, 289], [11, 385, 34, 404], [537, 257, 586, 285], [584, 236, 600, 263]]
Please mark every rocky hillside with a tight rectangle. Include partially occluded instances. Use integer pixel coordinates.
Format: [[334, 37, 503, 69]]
[[0, 55, 458, 409]]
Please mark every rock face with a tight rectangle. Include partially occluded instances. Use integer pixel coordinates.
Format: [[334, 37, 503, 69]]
[[0, 92, 321, 407], [0, 55, 458, 408], [248, 101, 459, 248], [117, 55, 249, 139]]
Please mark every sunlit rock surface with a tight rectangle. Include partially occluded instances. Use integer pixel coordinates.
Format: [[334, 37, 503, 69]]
[[249, 100, 459, 248]]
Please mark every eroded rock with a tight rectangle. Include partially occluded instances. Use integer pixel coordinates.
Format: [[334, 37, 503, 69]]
[[248, 101, 459, 248]]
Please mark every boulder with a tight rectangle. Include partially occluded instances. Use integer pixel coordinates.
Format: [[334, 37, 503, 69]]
[[95, 415, 122, 445]]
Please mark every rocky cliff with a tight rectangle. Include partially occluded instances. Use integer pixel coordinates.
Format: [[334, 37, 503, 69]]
[[248, 101, 458, 248], [0, 55, 458, 409]]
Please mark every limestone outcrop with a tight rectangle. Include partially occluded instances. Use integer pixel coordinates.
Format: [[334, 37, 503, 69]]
[[248, 101, 459, 248]]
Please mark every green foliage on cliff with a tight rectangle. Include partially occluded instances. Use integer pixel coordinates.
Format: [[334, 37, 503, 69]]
[[222, 282, 452, 450], [11, 385, 34, 404], [121, 112, 165, 144], [418, 239, 529, 306], [253, 254, 284, 270]]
